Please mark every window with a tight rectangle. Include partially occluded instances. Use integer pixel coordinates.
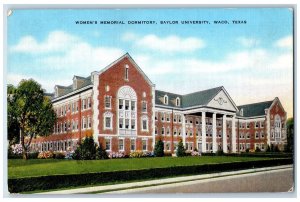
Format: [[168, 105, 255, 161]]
[[189, 119, 193, 124], [119, 139, 124, 151], [161, 112, 165, 122], [260, 132, 265, 139], [105, 96, 111, 109], [88, 97, 91, 108], [178, 115, 182, 123], [155, 112, 158, 121], [166, 113, 170, 122], [155, 126, 158, 135], [178, 128, 181, 136], [125, 100, 130, 110], [246, 122, 250, 129], [119, 99, 124, 109], [142, 117, 148, 131], [130, 139, 136, 151], [72, 103, 75, 113], [105, 116, 112, 129], [255, 132, 259, 139], [119, 118, 124, 129], [64, 122, 67, 132], [88, 117, 92, 128], [196, 119, 199, 125], [82, 99, 86, 110], [173, 128, 177, 136], [246, 132, 250, 139], [260, 122, 264, 128], [142, 139, 147, 151], [161, 127, 165, 135], [164, 95, 168, 105], [76, 102, 78, 112], [131, 119, 136, 130], [131, 101, 136, 111], [165, 142, 171, 151], [173, 114, 177, 122], [125, 119, 130, 129], [142, 101, 147, 113], [82, 117, 87, 129], [105, 139, 111, 151], [255, 122, 259, 128], [175, 97, 180, 106], [125, 65, 129, 80], [166, 127, 170, 136], [72, 120, 75, 131]]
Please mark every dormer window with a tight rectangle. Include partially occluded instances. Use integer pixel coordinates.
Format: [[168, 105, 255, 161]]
[[240, 108, 244, 116], [164, 95, 168, 105], [125, 64, 129, 80], [175, 97, 180, 106], [73, 78, 77, 90]]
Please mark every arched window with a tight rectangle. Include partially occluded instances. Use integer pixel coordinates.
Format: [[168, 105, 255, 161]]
[[176, 97, 180, 106], [117, 86, 137, 135], [274, 114, 281, 138], [164, 95, 168, 105]]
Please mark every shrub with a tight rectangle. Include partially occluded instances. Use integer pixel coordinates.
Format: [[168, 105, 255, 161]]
[[216, 150, 224, 156], [53, 152, 65, 159], [11, 144, 23, 155], [176, 140, 186, 157], [245, 148, 250, 153], [154, 139, 164, 157], [96, 144, 109, 160], [191, 151, 201, 156], [109, 151, 126, 159], [185, 151, 192, 156], [38, 151, 54, 159], [27, 152, 39, 159], [255, 147, 261, 152], [73, 136, 97, 160], [130, 151, 153, 158]]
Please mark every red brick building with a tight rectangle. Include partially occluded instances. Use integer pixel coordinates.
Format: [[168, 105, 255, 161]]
[[30, 53, 287, 154]]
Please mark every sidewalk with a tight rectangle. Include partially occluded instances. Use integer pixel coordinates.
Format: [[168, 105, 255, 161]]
[[38, 165, 293, 194]]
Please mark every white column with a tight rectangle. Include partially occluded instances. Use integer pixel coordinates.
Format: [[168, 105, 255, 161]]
[[201, 111, 206, 153], [182, 114, 186, 147], [212, 113, 217, 153], [232, 115, 237, 153], [222, 114, 227, 153]]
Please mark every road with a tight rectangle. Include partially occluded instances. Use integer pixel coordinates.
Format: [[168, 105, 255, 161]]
[[105, 167, 294, 194]]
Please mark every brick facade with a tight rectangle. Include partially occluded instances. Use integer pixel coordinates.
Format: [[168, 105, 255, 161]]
[[30, 54, 287, 154]]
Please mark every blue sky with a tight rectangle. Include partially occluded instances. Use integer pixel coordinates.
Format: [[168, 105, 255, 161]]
[[7, 8, 293, 117]]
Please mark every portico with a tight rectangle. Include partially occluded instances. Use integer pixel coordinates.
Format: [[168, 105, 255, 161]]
[[183, 108, 237, 153]]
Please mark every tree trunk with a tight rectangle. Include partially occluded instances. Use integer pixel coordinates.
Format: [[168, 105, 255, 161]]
[[20, 129, 27, 160]]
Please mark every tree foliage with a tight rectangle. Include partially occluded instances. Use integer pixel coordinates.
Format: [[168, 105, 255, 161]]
[[176, 139, 186, 157], [154, 139, 164, 157], [7, 79, 57, 159], [73, 136, 97, 160], [286, 117, 294, 153]]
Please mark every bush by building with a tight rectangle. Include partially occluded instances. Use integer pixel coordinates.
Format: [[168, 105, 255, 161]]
[[38, 151, 54, 159], [72, 136, 97, 160], [154, 139, 164, 157], [96, 144, 109, 160], [53, 152, 65, 159], [176, 140, 186, 157]]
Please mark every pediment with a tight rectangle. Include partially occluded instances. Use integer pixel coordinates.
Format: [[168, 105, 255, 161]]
[[207, 89, 237, 112]]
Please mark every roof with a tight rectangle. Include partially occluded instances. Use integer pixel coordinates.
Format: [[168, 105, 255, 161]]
[[155, 86, 223, 109], [53, 76, 92, 100], [237, 100, 273, 117]]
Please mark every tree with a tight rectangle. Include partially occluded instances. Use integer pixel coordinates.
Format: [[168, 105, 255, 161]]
[[7, 79, 57, 159], [96, 143, 109, 160], [73, 136, 97, 160], [286, 118, 294, 153], [154, 139, 164, 157], [176, 139, 186, 157]]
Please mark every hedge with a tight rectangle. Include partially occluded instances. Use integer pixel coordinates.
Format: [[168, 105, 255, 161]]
[[201, 152, 293, 158], [8, 158, 292, 193]]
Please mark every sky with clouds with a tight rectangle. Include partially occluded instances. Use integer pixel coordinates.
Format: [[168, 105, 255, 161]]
[[7, 8, 293, 118]]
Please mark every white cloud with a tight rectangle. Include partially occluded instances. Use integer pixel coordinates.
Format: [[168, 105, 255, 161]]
[[123, 32, 205, 53], [274, 35, 293, 49], [237, 37, 260, 48], [10, 31, 79, 54], [7, 73, 70, 93]]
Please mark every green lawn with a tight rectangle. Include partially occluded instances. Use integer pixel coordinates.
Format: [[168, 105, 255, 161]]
[[8, 156, 274, 179]]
